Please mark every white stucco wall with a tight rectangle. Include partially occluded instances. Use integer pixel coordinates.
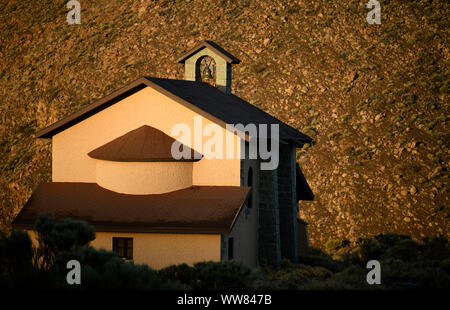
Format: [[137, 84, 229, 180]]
[[95, 160, 193, 195]]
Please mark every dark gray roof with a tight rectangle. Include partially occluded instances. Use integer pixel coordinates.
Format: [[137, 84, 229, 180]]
[[146, 77, 312, 145], [36, 77, 311, 146]]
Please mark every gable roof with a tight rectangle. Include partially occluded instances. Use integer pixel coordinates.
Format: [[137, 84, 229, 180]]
[[176, 41, 241, 64], [12, 183, 251, 234], [88, 125, 202, 162], [35, 77, 312, 146]]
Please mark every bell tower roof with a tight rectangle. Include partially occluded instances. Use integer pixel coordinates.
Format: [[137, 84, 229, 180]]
[[176, 41, 240, 64]]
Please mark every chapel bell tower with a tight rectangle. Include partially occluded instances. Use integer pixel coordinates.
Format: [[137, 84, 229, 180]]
[[177, 41, 240, 94]]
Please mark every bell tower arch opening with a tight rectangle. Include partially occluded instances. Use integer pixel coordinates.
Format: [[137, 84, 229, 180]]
[[196, 55, 217, 87]]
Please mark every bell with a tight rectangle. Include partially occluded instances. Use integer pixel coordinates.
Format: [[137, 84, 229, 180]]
[[203, 66, 213, 80]]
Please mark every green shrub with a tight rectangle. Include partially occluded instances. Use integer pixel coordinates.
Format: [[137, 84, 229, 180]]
[[192, 261, 264, 290], [55, 247, 170, 290], [0, 230, 33, 275], [374, 232, 412, 249], [269, 264, 333, 289], [388, 239, 420, 262], [358, 239, 383, 262], [157, 263, 198, 289], [380, 258, 450, 290], [158, 261, 266, 290], [298, 247, 344, 272], [34, 214, 95, 269], [325, 239, 350, 253], [421, 236, 449, 260], [300, 278, 356, 290], [439, 80, 449, 93], [440, 259, 450, 273], [333, 264, 373, 289]]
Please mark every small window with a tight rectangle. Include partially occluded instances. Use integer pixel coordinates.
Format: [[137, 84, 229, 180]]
[[228, 237, 234, 260], [247, 167, 253, 208], [112, 237, 133, 260]]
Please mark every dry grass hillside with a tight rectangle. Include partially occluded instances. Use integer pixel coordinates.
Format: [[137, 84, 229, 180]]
[[0, 0, 448, 247]]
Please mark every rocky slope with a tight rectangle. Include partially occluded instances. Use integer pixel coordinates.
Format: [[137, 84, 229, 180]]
[[0, 0, 448, 247]]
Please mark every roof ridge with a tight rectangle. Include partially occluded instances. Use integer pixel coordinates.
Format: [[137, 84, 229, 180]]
[[176, 41, 241, 64]]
